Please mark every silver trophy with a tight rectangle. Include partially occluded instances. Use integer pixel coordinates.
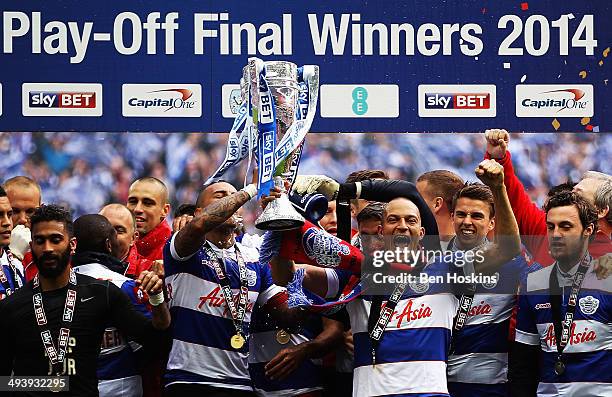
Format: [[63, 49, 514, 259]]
[[255, 61, 305, 230], [208, 59, 319, 231]]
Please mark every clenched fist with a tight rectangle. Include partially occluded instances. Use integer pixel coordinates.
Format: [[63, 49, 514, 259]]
[[485, 129, 509, 160], [475, 159, 505, 188]]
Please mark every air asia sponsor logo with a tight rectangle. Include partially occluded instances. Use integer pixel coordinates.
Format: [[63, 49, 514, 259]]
[[544, 323, 596, 348], [383, 299, 432, 328], [418, 85, 496, 117], [122, 84, 202, 117], [468, 300, 492, 317], [516, 85, 593, 117], [22, 83, 102, 116], [198, 286, 255, 316]]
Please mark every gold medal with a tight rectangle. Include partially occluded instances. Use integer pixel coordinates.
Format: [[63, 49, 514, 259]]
[[230, 333, 246, 349], [276, 329, 291, 345]]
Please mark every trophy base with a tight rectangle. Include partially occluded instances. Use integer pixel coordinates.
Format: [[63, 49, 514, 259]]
[[255, 193, 305, 231]]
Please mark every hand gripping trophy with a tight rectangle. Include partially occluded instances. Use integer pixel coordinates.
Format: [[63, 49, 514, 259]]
[[206, 58, 320, 230]]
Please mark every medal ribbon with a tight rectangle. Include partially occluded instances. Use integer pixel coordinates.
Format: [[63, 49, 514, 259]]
[[203, 243, 249, 343], [32, 268, 78, 375], [549, 253, 591, 369]]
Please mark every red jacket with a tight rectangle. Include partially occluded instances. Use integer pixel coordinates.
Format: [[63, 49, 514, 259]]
[[135, 220, 172, 261], [488, 151, 611, 265]]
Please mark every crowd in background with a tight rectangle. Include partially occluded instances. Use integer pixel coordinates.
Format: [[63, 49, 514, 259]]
[[1, 132, 609, 223]]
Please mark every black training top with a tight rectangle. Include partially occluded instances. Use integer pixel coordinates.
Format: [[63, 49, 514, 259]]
[[0, 273, 154, 396]]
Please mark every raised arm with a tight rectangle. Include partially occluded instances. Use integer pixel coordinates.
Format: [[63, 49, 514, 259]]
[[474, 159, 522, 273], [484, 129, 549, 258], [292, 176, 440, 251]]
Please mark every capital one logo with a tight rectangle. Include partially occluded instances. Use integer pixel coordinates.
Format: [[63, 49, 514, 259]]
[[516, 85, 593, 118], [122, 84, 202, 117]]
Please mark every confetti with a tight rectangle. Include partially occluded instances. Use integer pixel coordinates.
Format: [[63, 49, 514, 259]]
[[599, 60, 604, 66], [579, 71, 587, 78], [603, 47, 610, 57], [521, 3, 529, 11], [586, 125, 593, 131], [567, 13, 575, 20], [605, 79, 609, 86], [481, 8, 487, 14], [593, 126, 600, 133], [551, 119, 560, 130], [520, 75, 527, 83], [503, 62, 511, 69], [474, 56, 479, 61], [557, 74, 562, 79], [581, 117, 590, 125]]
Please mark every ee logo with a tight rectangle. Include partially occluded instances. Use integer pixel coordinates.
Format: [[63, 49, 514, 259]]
[[352, 87, 368, 115]]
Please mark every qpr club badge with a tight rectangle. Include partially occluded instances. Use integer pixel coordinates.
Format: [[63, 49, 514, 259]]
[[481, 272, 499, 290], [409, 278, 430, 294], [302, 228, 349, 268], [579, 296, 599, 315], [246, 269, 257, 287]]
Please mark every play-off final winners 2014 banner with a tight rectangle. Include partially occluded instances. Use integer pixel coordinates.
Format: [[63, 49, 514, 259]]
[[0, 0, 609, 133]]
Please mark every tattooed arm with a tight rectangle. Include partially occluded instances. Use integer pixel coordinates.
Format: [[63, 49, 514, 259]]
[[173, 190, 252, 258]]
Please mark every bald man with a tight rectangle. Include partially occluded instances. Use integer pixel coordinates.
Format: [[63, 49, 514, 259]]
[[3, 176, 42, 279], [126, 177, 172, 261], [100, 204, 154, 279]]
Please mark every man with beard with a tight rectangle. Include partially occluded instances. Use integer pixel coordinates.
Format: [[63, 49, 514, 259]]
[[71, 214, 171, 397], [163, 179, 305, 397], [262, 160, 522, 397], [0, 204, 170, 397], [127, 177, 172, 261], [513, 191, 612, 397], [0, 185, 24, 300]]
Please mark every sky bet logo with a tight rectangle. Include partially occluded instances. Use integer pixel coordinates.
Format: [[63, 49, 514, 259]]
[[425, 93, 490, 109], [418, 85, 496, 117], [122, 84, 202, 117], [29, 92, 96, 108], [22, 83, 102, 116]]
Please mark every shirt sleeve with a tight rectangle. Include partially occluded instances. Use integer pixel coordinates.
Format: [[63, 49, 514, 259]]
[[486, 151, 550, 264], [164, 234, 201, 278], [119, 279, 152, 319], [515, 277, 540, 346]]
